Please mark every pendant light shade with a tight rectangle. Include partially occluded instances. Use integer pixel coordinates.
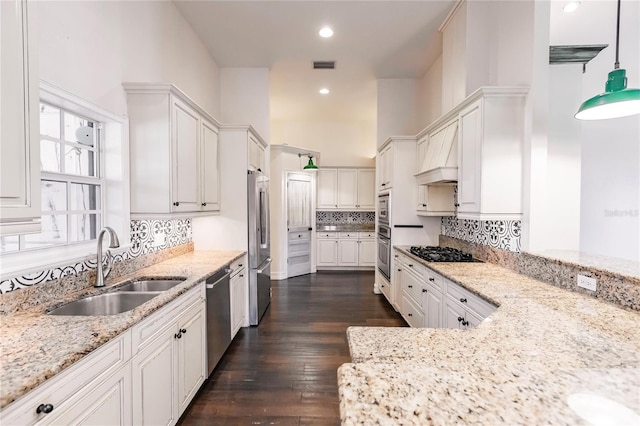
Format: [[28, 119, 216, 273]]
[[575, 0, 640, 120], [303, 156, 318, 170]]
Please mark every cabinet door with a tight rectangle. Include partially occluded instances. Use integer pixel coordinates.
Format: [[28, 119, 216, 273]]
[[423, 287, 443, 329], [337, 169, 357, 209], [337, 239, 359, 266], [45, 365, 132, 426], [457, 100, 482, 214], [443, 299, 465, 330], [358, 239, 376, 267], [249, 135, 264, 172], [200, 119, 220, 211], [317, 239, 338, 266], [382, 146, 393, 189], [177, 301, 206, 416], [171, 97, 200, 212], [132, 325, 177, 426], [230, 270, 247, 338], [317, 169, 338, 209], [356, 169, 375, 209], [258, 143, 266, 174], [0, 0, 41, 232]]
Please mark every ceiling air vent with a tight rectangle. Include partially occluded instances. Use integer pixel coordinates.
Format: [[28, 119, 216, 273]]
[[313, 61, 335, 70]]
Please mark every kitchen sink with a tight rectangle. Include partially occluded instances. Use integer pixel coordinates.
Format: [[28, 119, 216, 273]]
[[116, 279, 185, 292], [47, 292, 158, 316]]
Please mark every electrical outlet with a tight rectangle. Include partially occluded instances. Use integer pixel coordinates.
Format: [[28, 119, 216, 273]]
[[153, 232, 166, 247], [577, 274, 597, 291]]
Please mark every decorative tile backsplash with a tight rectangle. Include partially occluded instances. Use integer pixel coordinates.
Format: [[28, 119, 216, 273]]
[[316, 211, 376, 225], [441, 217, 521, 252], [0, 219, 192, 293]]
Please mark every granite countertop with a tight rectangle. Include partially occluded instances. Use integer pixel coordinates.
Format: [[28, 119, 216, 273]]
[[0, 250, 244, 409], [338, 246, 640, 425], [317, 224, 375, 232]]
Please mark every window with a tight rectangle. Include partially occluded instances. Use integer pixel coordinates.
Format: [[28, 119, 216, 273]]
[[0, 103, 103, 253]]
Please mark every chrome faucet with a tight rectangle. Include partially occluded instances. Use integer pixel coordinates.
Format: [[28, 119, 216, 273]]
[[95, 227, 120, 287]]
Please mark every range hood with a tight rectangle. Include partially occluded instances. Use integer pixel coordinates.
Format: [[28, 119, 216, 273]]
[[414, 119, 458, 185]]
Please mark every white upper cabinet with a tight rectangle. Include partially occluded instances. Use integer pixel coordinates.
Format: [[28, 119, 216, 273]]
[[378, 145, 393, 191], [440, 1, 467, 112], [457, 88, 528, 220], [0, 0, 41, 235], [248, 134, 266, 173], [317, 168, 375, 211], [124, 83, 221, 217]]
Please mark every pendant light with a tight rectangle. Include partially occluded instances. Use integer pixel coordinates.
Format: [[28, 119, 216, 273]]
[[575, 0, 640, 120], [298, 153, 318, 170]]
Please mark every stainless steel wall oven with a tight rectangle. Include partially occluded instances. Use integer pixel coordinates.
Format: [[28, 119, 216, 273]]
[[377, 223, 391, 280]]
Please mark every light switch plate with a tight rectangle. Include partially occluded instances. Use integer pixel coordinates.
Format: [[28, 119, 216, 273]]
[[577, 274, 597, 291]]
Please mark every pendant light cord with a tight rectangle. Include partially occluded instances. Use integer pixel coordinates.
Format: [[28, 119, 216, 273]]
[[614, 0, 621, 69]]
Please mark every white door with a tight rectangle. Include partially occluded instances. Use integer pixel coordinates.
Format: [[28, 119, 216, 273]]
[[171, 98, 199, 212], [337, 169, 357, 209], [200, 119, 219, 211], [317, 239, 338, 266], [177, 302, 206, 415], [317, 169, 337, 209], [358, 239, 376, 266], [338, 240, 359, 266], [356, 169, 375, 209], [287, 172, 313, 278]]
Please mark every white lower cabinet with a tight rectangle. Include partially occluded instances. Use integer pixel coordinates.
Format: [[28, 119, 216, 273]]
[[230, 264, 247, 339], [423, 283, 443, 329], [337, 239, 359, 266], [177, 302, 207, 415], [317, 232, 375, 268], [317, 238, 338, 266]]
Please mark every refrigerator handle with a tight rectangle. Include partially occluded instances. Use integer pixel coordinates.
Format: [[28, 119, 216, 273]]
[[257, 258, 272, 273], [259, 188, 270, 249]]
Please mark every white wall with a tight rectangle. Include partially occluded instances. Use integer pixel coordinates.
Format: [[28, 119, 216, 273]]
[[376, 79, 419, 146], [37, 0, 221, 118], [415, 56, 443, 131], [271, 120, 376, 167], [220, 68, 270, 142]]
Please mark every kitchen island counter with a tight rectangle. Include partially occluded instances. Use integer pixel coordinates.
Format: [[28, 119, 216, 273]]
[[0, 249, 244, 409], [338, 247, 640, 425]]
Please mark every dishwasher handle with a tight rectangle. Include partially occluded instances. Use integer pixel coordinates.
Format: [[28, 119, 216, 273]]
[[206, 269, 231, 289]]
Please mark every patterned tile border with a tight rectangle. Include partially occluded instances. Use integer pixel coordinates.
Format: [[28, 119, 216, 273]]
[[0, 219, 192, 294], [441, 217, 522, 252], [316, 211, 375, 225], [440, 235, 640, 311]]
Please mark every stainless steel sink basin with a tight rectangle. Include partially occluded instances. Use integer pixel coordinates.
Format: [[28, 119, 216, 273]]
[[47, 292, 158, 316], [116, 279, 185, 292]]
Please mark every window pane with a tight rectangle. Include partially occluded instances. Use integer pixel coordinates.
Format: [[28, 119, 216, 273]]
[[41, 180, 67, 213], [0, 236, 19, 253], [64, 146, 96, 177], [40, 140, 62, 173], [70, 214, 99, 242], [23, 215, 68, 249], [69, 183, 100, 211], [40, 104, 60, 139], [64, 112, 95, 147]]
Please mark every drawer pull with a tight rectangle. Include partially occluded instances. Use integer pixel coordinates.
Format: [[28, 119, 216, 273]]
[[173, 202, 180, 206], [429, 278, 435, 282], [422, 289, 427, 293], [457, 316, 464, 322], [460, 298, 467, 303], [407, 313, 412, 317], [180, 328, 187, 334], [36, 404, 54, 414], [462, 320, 469, 326], [408, 285, 413, 288], [381, 285, 384, 288], [201, 202, 207, 206], [408, 264, 413, 267], [298, 235, 302, 238]]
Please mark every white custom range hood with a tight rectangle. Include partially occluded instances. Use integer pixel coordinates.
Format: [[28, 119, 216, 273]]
[[414, 118, 458, 185]]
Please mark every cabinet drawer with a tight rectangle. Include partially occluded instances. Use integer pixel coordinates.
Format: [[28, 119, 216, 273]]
[[0, 332, 131, 426], [131, 284, 203, 354], [230, 256, 246, 276], [338, 232, 358, 239], [402, 268, 424, 306], [424, 268, 444, 292], [401, 295, 424, 328], [404, 258, 425, 277], [358, 231, 375, 239], [445, 280, 496, 319], [317, 232, 337, 239], [379, 273, 391, 301], [289, 231, 310, 241]]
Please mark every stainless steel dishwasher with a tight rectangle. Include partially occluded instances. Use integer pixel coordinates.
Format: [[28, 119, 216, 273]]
[[206, 268, 232, 376]]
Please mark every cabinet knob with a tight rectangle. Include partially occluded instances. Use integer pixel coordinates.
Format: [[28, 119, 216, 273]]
[[408, 264, 413, 267], [299, 235, 302, 238], [381, 183, 386, 187], [381, 285, 385, 288], [335, 205, 338, 208], [397, 269, 402, 272], [460, 298, 467, 303], [257, 168, 262, 172], [240, 274, 244, 277], [422, 289, 427, 293], [462, 320, 469, 326], [454, 203, 460, 207], [407, 313, 412, 317], [175, 332, 182, 339], [457, 316, 464, 322], [429, 278, 435, 282], [202, 202, 207, 206], [180, 328, 187, 334], [408, 285, 413, 288], [173, 202, 180, 207], [36, 404, 54, 414]]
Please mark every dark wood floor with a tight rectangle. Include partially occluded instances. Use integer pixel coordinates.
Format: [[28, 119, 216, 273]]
[[179, 271, 406, 426]]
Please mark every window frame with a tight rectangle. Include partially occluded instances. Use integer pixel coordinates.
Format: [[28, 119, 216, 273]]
[[0, 81, 130, 280]]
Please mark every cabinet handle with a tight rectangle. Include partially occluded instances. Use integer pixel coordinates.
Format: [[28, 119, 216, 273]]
[[429, 278, 435, 282], [381, 285, 385, 288], [457, 316, 464, 322], [422, 204, 427, 207], [422, 289, 427, 293], [240, 274, 244, 277], [408, 285, 413, 288], [408, 264, 413, 267], [239, 264, 243, 267], [455, 203, 460, 207], [460, 298, 467, 303], [175, 332, 182, 339], [381, 183, 386, 187], [36, 404, 54, 414], [202, 202, 207, 206], [257, 168, 262, 172], [180, 328, 187, 334], [462, 320, 469, 326], [299, 235, 302, 238], [173, 202, 180, 207], [407, 313, 412, 317], [335, 205, 338, 208], [397, 269, 402, 272]]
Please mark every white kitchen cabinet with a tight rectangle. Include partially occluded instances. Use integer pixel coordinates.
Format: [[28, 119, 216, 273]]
[[317, 169, 338, 209], [177, 302, 206, 415], [422, 283, 443, 329], [249, 134, 266, 173], [317, 238, 338, 266], [230, 264, 247, 338], [124, 83, 221, 217], [378, 145, 393, 191], [0, 0, 41, 235], [318, 168, 375, 211], [338, 239, 359, 266], [456, 88, 528, 220], [378, 270, 391, 303], [443, 297, 482, 330], [440, 0, 467, 112], [357, 236, 376, 267]]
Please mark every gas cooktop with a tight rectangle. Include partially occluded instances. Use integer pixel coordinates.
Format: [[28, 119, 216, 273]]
[[409, 246, 479, 262]]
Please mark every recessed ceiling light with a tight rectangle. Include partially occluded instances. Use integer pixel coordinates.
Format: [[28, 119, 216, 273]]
[[319, 88, 330, 95], [563, 1, 580, 13], [319, 27, 333, 38]]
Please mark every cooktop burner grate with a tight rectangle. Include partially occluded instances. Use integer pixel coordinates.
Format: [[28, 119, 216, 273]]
[[409, 246, 478, 262]]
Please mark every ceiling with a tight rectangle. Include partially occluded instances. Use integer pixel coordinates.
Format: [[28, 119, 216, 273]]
[[173, 0, 456, 121]]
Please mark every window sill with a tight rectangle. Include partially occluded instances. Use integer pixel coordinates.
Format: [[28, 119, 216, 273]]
[[0, 243, 132, 281]]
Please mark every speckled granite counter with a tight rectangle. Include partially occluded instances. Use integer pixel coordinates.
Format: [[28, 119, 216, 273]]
[[0, 250, 244, 409], [338, 247, 640, 425]]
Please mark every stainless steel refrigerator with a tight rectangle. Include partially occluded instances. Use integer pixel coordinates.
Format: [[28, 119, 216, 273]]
[[247, 170, 271, 325]]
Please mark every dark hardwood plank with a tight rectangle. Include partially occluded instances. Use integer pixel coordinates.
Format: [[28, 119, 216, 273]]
[[179, 271, 406, 425]]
